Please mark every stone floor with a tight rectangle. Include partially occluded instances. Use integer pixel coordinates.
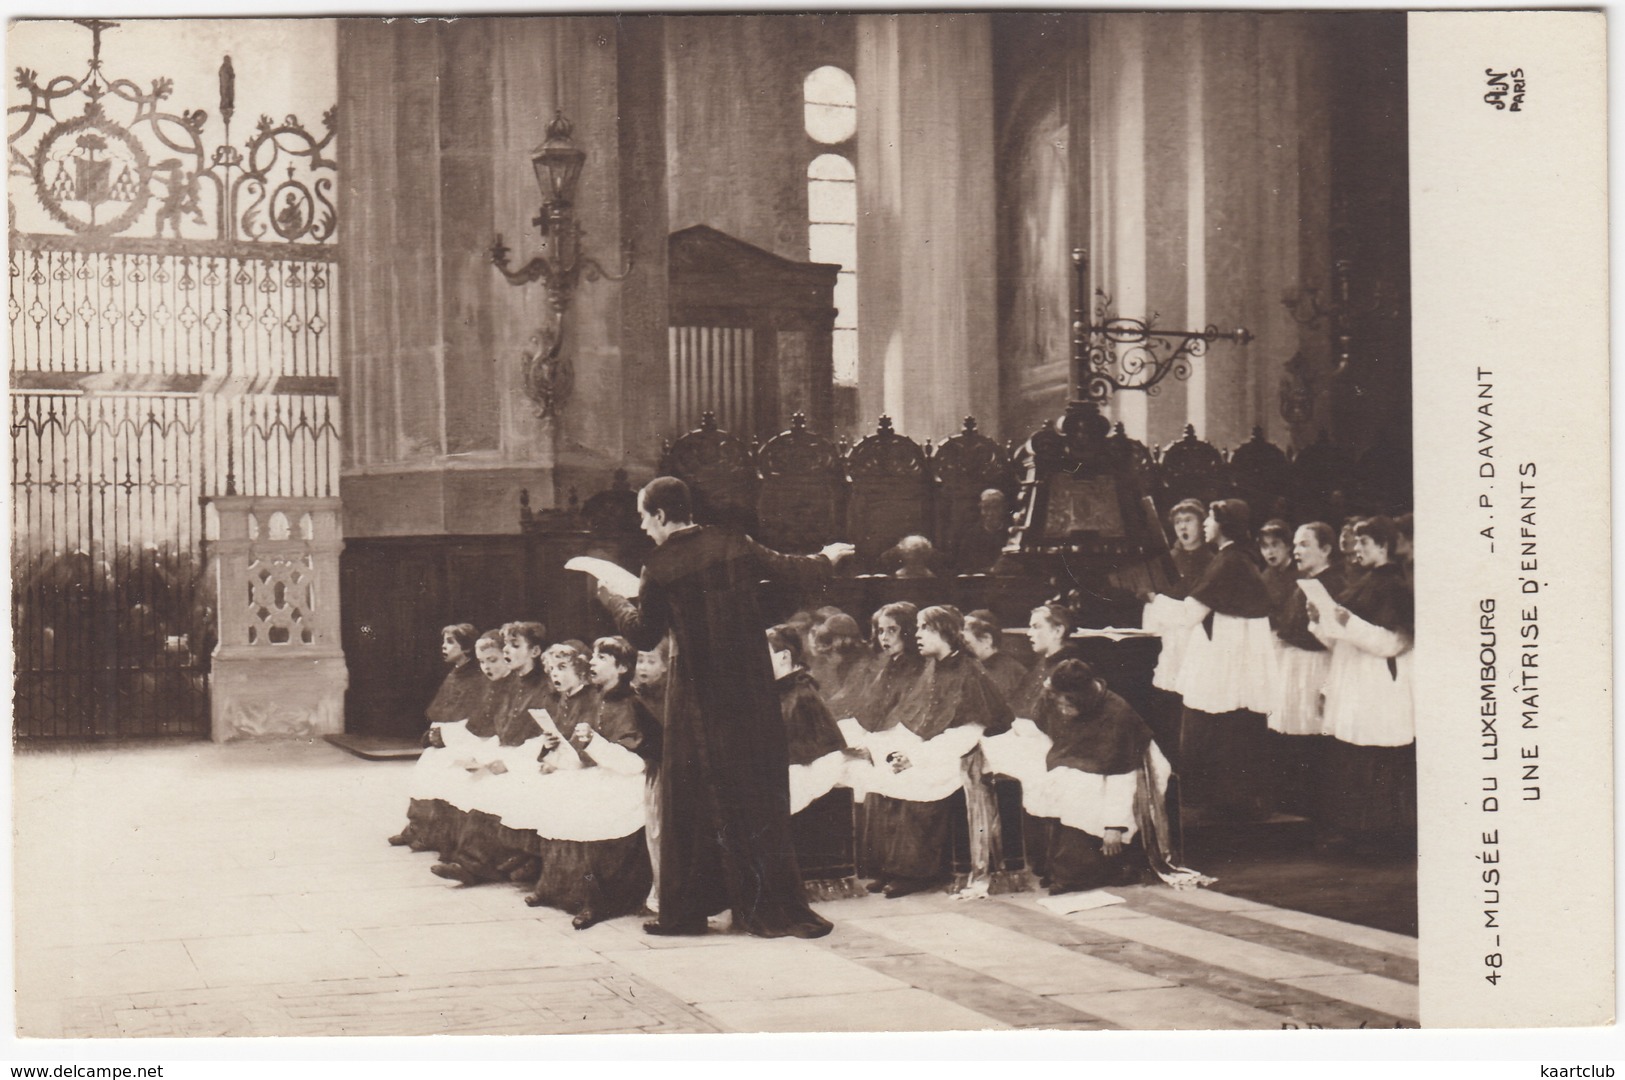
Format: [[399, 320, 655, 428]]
[[11, 739, 1418, 1038]]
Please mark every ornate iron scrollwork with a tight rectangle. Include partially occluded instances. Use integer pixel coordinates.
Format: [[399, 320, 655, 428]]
[[1071, 249, 1252, 403], [9, 19, 337, 245]]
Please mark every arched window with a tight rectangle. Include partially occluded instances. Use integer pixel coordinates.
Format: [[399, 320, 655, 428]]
[[804, 65, 857, 144], [804, 67, 857, 386]]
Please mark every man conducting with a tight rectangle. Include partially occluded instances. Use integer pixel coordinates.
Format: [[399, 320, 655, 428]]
[[595, 476, 854, 938]]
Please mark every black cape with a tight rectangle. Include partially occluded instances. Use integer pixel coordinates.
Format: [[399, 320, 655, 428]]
[[462, 675, 509, 739], [589, 683, 663, 767], [635, 677, 667, 727], [776, 670, 846, 766], [978, 650, 1031, 703], [1190, 543, 1273, 619], [540, 683, 599, 764], [426, 660, 485, 726], [1038, 678, 1153, 775], [1167, 544, 1216, 600], [495, 666, 548, 746], [1271, 565, 1347, 652], [1337, 561, 1414, 637], [1009, 644, 1086, 721], [1261, 563, 1298, 612], [605, 525, 835, 937], [821, 648, 879, 718], [886, 650, 1013, 740], [854, 651, 926, 733]]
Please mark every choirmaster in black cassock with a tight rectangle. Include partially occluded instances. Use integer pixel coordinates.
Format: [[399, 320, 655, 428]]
[[604, 526, 836, 937]]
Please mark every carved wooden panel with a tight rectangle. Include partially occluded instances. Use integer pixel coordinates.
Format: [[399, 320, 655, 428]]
[[756, 413, 844, 554], [1104, 421, 1154, 475], [1229, 426, 1293, 528], [660, 411, 760, 532], [1156, 424, 1232, 517], [930, 416, 1016, 569], [845, 416, 930, 569], [1358, 432, 1414, 516], [1291, 431, 1361, 527]]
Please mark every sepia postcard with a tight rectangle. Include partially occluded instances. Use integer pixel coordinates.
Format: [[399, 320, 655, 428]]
[[2, 6, 1611, 1056]]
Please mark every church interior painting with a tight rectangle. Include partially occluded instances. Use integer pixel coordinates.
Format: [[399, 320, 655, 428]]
[[8, 13, 1416, 1037]]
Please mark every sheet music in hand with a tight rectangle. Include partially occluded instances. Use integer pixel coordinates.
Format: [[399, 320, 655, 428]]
[[1296, 575, 1337, 616], [565, 556, 641, 599], [529, 708, 583, 769]]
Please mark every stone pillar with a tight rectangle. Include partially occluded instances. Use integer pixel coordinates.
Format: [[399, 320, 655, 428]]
[[207, 497, 348, 741], [857, 14, 998, 442], [1076, 12, 1330, 452], [338, 17, 657, 536]]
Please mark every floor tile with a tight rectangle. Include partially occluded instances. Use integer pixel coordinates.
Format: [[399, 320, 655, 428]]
[[27, 895, 305, 949], [848, 913, 1169, 995], [11, 739, 1421, 1036], [1277, 972, 1419, 1024], [1066, 910, 1355, 981], [1054, 939, 1402, 1030], [15, 941, 206, 999], [1055, 986, 1290, 1031], [995, 890, 1156, 921], [258, 858, 455, 896], [1122, 890, 1418, 983], [816, 922, 929, 961], [1233, 906, 1420, 960], [603, 940, 904, 1004], [272, 883, 525, 932], [183, 929, 396, 987], [354, 919, 603, 976], [13, 995, 67, 1038], [697, 987, 1007, 1033], [851, 951, 1110, 1029], [1153, 887, 1275, 914]]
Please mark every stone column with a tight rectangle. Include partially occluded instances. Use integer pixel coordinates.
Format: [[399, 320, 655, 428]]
[[207, 497, 348, 741], [856, 14, 998, 442], [338, 16, 659, 536]]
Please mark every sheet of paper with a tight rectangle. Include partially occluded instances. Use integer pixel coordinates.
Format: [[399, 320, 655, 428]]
[[1072, 627, 1160, 641], [1296, 576, 1336, 615], [1037, 890, 1127, 915], [564, 556, 641, 598], [530, 709, 583, 770]]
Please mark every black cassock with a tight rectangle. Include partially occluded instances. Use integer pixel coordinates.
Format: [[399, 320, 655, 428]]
[[859, 650, 1011, 883], [425, 659, 486, 727], [528, 684, 663, 920], [604, 525, 835, 937], [777, 669, 846, 768]]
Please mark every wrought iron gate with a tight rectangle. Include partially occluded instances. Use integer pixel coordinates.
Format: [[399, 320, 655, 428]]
[[8, 20, 340, 740]]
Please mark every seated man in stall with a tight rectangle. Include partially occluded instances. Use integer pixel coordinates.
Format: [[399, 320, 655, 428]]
[[884, 534, 939, 579], [953, 489, 1011, 574]]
